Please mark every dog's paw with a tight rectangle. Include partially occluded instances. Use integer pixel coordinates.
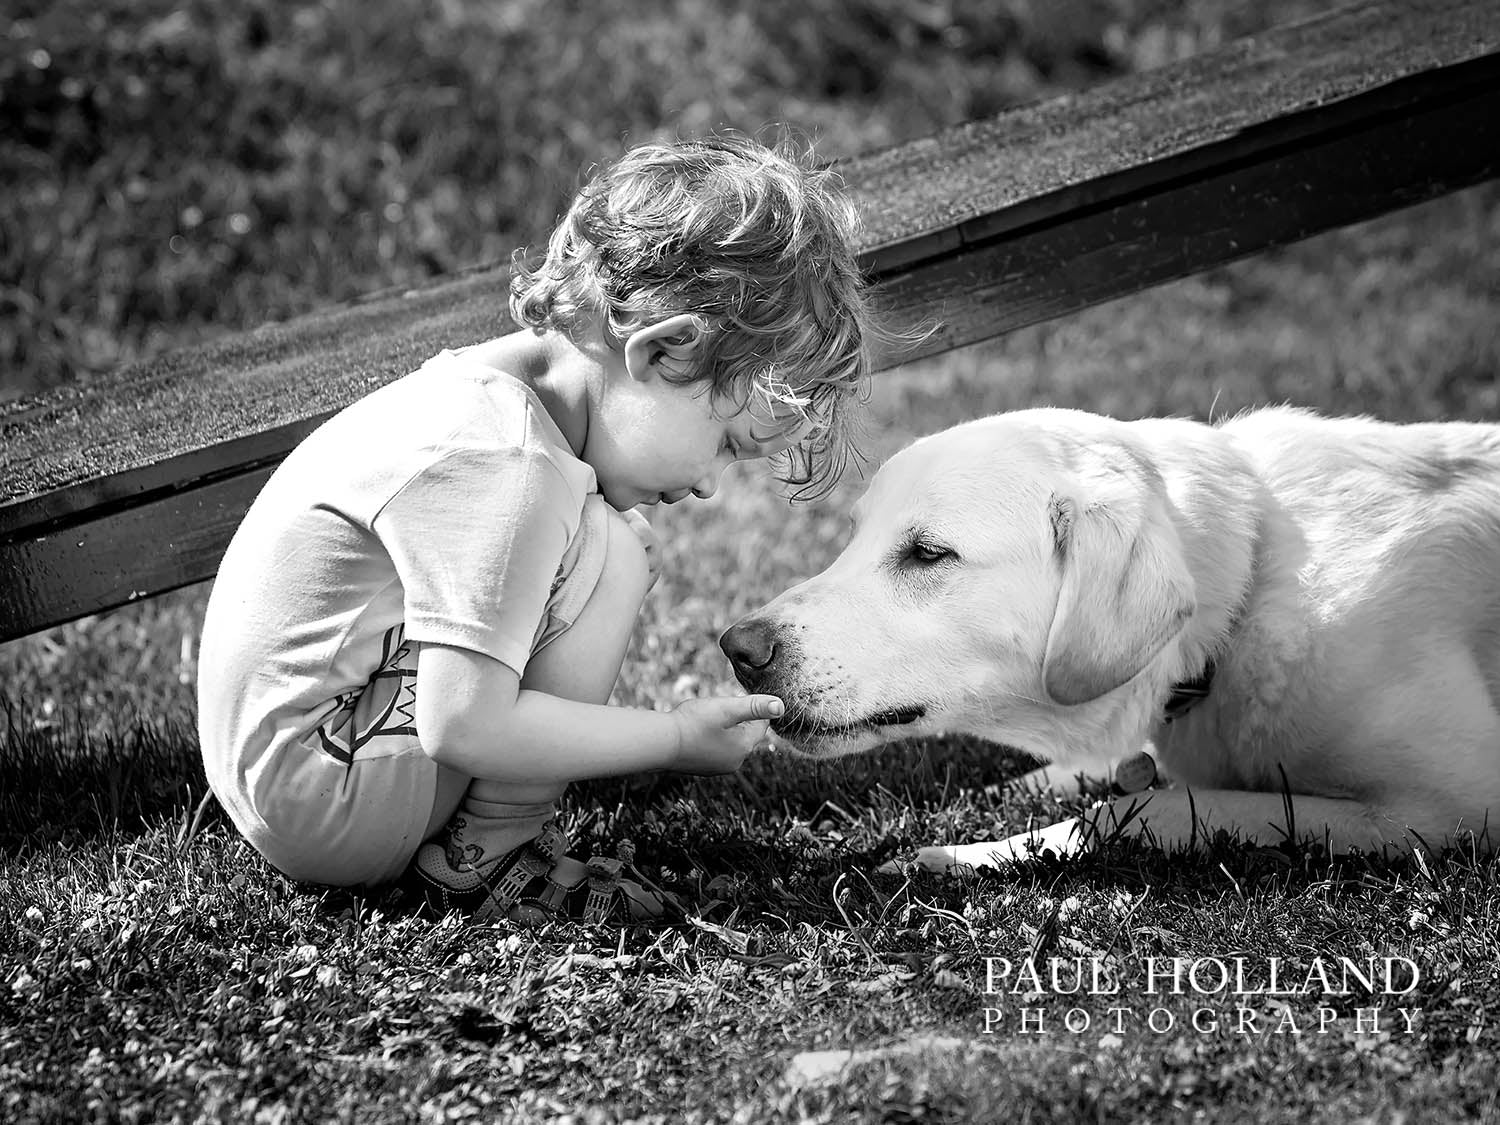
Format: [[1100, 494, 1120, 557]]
[[877, 819, 1090, 876], [876, 842, 1023, 876], [876, 846, 968, 876], [912, 845, 985, 874], [996, 818, 1088, 861]]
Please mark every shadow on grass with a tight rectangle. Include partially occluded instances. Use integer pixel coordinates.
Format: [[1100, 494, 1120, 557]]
[[565, 735, 1038, 861], [0, 700, 206, 853], [2, 695, 1459, 918], [566, 729, 1482, 926], [576, 733, 1040, 821]]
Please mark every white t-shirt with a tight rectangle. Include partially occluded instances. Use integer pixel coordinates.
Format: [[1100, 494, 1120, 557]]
[[197, 348, 597, 884]]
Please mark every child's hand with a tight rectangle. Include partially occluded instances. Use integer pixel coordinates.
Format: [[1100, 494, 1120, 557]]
[[668, 694, 784, 774], [622, 507, 662, 590]]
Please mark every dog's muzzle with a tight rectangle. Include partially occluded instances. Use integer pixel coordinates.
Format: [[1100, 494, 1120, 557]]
[[720, 615, 928, 743]]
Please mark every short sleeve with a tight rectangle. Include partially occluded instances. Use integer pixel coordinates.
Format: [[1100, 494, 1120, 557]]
[[373, 446, 576, 676]]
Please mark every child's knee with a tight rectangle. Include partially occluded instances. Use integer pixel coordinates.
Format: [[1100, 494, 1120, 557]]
[[599, 503, 653, 600]]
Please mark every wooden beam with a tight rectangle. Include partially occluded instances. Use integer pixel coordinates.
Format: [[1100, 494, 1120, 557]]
[[1, 469, 276, 636], [871, 53, 1500, 360]]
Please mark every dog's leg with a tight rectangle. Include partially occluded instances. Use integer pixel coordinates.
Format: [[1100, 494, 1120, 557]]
[[1013, 764, 1107, 794], [891, 788, 1453, 874], [900, 817, 1091, 871], [1014, 748, 1159, 796]]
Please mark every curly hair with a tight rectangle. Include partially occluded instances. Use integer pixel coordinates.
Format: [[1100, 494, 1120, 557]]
[[509, 131, 891, 499]]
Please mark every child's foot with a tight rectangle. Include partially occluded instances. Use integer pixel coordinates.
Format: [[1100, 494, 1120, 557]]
[[409, 821, 667, 923]]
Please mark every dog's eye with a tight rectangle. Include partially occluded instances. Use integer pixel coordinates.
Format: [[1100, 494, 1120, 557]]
[[908, 540, 953, 565]]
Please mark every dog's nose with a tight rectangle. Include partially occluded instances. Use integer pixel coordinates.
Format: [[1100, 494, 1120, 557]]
[[719, 616, 780, 689]]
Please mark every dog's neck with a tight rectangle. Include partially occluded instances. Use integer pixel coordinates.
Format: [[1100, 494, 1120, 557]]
[[1038, 417, 1263, 767], [1149, 417, 1262, 689]]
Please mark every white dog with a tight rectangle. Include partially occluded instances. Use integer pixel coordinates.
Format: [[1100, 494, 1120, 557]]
[[720, 407, 1500, 871]]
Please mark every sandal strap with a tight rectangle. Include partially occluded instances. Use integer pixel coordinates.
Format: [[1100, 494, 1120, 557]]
[[582, 856, 625, 922], [414, 822, 660, 924], [473, 822, 569, 919]]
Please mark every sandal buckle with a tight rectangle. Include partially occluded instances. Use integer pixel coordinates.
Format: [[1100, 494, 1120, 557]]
[[583, 856, 624, 922], [482, 825, 572, 915], [533, 822, 568, 862]]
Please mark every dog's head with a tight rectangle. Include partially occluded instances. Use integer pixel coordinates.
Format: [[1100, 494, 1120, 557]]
[[720, 409, 1196, 760]]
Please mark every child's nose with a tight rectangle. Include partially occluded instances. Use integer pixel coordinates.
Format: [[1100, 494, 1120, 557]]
[[693, 463, 728, 499]]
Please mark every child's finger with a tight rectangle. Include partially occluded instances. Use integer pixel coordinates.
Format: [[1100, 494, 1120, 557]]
[[735, 695, 784, 724]]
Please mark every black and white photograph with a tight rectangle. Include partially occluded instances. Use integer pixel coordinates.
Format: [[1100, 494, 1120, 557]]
[[3, 0, 1499, 1120]]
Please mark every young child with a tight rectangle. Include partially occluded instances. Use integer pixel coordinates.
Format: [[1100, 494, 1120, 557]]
[[197, 133, 886, 923]]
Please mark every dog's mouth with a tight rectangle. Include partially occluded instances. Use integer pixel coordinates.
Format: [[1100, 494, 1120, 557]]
[[772, 704, 927, 743]]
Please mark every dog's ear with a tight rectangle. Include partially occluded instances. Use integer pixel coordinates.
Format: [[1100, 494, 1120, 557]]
[[1041, 472, 1195, 707]]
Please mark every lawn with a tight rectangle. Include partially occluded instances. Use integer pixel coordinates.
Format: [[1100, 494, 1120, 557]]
[[4, 1, 1500, 1121]]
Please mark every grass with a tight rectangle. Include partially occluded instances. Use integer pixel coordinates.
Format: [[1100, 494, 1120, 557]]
[[6, 187, 1500, 1120], [6, 0, 1500, 1121]]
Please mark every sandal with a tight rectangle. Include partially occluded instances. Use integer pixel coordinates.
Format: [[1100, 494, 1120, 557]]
[[409, 821, 669, 923]]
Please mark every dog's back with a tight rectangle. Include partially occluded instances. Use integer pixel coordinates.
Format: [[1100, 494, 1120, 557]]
[[1160, 408, 1500, 833], [1219, 407, 1500, 652]]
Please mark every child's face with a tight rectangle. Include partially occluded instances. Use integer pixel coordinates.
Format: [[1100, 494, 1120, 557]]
[[585, 373, 806, 512]]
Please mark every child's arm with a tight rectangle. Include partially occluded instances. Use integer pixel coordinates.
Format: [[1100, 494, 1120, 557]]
[[414, 643, 780, 784]]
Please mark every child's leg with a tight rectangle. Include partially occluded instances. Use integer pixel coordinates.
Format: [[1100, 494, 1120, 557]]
[[415, 497, 662, 921], [469, 494, 652, 808], [424, 496, 650, 830]]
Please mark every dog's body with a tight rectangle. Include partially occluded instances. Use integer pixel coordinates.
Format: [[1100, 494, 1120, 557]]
[[721, 407, 1500, 868]]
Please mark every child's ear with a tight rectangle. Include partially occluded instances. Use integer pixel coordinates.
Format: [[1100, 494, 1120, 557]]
[[623, 314, 706, 382]]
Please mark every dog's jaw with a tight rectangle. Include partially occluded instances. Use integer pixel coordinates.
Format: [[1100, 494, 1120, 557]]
[[772, 702, 929, 758], [776, 660, 1177, 772], [777, 730, 879, 760], [775, 723, 911, 760]]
